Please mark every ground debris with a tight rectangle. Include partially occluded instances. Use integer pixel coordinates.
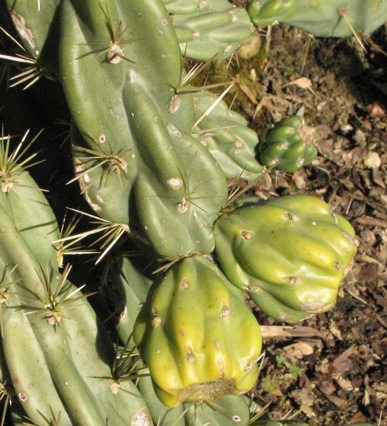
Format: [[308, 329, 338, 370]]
[[246, 22, 387, 426]]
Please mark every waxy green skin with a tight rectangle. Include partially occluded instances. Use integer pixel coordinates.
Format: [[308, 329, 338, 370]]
[[105, 253, 252, 424], [103, 252, 155, 344], [282, 0, 387, 38], [258, 116, 317, 172], [193, 91, 263, 180], [4, 0, 60, 72], [214, 195, 356, 322], [0, 150, 60, 267], [0, 207, 152, 425], [59, 0, 180, 224], [246, 0, 296, 26], [167, 0, 254, 60], [125, 83, 228, 260], [162, 0, 201, 14], [60, 0, 228, 260], [0, 162, 152, 425], [134, 255, 262, 408]]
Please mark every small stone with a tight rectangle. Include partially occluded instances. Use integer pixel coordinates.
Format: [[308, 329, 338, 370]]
[[238, 32, 261, 59], [364, 151, 381, 169]]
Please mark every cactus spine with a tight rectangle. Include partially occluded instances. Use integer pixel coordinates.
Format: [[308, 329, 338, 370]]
[[0, 0, 365, 424]]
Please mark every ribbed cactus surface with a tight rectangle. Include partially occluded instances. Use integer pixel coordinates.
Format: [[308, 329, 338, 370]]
[[133, 255, 262, 408], [214, 195, 356, 322], [0, 0, 363, 424], [282, 0, 387, 37]]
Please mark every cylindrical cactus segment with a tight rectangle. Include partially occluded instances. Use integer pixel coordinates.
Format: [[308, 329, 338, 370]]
[[246, 0, 296, 26], [126, 83, 228, 260], [257, 116, 317, 172], [0, 188, 152, 425], [133, 255, 262, 408], [59, 0, 183, 224], [0, 133, 60, 266], [4, 0, 60, 69], [214, 195, 357, 321], [61, 0, 228, 259], [282, 0, 387, 37], [193, 91, 263, 180], [167, 0, 254, 60]]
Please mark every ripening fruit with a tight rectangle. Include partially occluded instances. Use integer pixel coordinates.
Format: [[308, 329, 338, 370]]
[[133, 255, 262, 407], [214, 195, 357, 322], [258, 116, 317, 172]]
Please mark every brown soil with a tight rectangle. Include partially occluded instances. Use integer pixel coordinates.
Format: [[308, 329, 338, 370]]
[[223, 20, 387, 426]]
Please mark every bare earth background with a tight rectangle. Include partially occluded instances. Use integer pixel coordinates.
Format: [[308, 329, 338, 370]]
[[214, 10, 387, 426]]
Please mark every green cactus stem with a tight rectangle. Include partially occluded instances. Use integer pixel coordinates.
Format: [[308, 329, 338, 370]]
[[193, 91, 264, 180], [246, 0, 296, 27], [4, 0, 61, 76], [0, 141, 153, 424], [282, 0, 387, 38], [60, 0, 228, 260], [166, 0, 254, 60]]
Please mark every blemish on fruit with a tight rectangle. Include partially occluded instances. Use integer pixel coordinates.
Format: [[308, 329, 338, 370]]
[[221, 305, 230, 320], [241, 231, 252, 239], [186, 349, 195, 362]]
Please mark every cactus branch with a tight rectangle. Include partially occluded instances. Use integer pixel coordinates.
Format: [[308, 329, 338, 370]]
[[52, 209, 130, 264], [21, 264, 95, 327], [0, 27, 53, 89], [0, 128, 44, 193]]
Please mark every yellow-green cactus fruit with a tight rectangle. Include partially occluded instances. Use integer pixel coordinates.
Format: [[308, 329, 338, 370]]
[[133, 255, 262, 408], [214, 195, 357, 322]]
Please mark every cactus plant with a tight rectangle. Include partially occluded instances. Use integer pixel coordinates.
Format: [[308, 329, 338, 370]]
[[3, 0, 60, 75], [0, 132, 152, 425], [165, 0, 254, 60], [246, 0, 296, 27], [0, 0, 368, 424], [193, 91, 264, 180], [60, 0, 229, 260], [282, 0, 387, 38]]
